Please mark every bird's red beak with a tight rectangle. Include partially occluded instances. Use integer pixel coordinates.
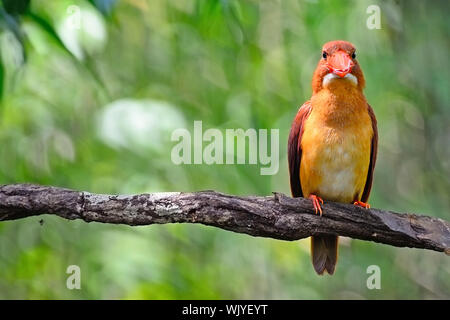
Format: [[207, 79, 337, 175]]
[[326, 50, 354, 77]]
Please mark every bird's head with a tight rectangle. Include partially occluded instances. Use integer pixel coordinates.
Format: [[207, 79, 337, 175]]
[[312, 40, 365, 93]]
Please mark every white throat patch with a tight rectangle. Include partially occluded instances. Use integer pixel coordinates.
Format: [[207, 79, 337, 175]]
[[323, 73, 358, 87]]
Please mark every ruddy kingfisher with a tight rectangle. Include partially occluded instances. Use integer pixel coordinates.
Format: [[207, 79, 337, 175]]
[[288, 40, 378, 275]]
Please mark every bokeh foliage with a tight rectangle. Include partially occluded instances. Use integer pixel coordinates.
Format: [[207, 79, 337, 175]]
[[0, 0, 449, 299]]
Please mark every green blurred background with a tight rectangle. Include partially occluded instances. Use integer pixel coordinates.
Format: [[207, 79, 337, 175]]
[[0, 0, 449, 299]]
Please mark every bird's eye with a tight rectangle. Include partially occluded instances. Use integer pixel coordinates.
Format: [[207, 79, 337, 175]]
[[351, 52, 356, 59], [322, 52, 327, 59]]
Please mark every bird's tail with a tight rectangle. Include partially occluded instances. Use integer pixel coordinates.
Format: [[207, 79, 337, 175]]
[[311, 235, 339, 275]]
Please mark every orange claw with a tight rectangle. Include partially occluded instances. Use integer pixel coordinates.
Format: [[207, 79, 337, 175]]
[[354, 201, 370, 209], [308, 194, 324, 216]]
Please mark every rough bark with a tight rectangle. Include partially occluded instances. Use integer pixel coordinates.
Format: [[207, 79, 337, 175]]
[[0, 183, 449, 254]]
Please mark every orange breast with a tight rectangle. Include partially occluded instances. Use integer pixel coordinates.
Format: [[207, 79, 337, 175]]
[[300, 89, 373, 203]]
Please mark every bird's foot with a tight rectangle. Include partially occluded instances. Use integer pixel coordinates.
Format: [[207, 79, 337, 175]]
[[353, 201, 370, 209], [308, 194, 324, 216]]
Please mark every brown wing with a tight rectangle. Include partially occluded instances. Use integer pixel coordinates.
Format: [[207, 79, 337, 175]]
[[361, 103, 378, 202], [288, 101, 312, 198]]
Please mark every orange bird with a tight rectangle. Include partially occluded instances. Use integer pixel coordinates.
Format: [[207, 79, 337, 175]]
[[288, 40, 378, 275]]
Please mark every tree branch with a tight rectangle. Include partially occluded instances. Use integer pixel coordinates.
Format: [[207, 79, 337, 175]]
[[0, 183, 449, 254]]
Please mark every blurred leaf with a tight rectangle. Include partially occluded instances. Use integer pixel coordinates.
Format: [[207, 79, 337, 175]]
[[0, 8, 27, 62], [1, 0, 30, 16], [25, 11, 77, 59], [223, 0, 247, 43], [25, 9, 110, 100]]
